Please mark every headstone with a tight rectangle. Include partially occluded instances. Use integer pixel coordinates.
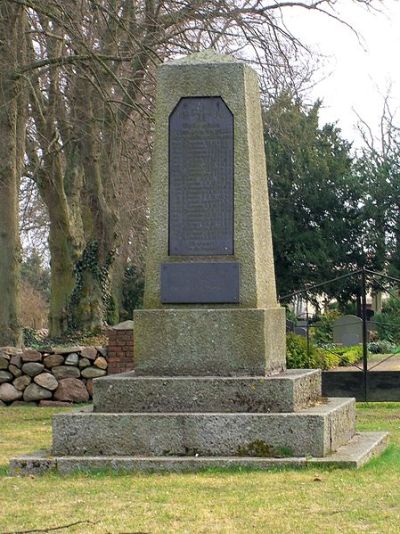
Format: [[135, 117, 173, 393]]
[[11, 51, 388, 474], [294, 327, 307, 337], [333, 315, 363, 346]]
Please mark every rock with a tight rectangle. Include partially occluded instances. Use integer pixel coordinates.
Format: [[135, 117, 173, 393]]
[[79, 357, 91, 369], [43, 354, 64, 368], [0, 383, 23, 402], [53, 346, 82, 355], [34, 373, 58, 391], [65, 353, 79, 366], [86, 379, 94, 398], [0, 370, 13, 383], [54, 378, 89, 403], [39, 400, 72, 407], [10, 354, 22, 368], [13, 375, 32, 391], [23, 383, 52, 402], [0, 355, 9, 369], [94, 356, 108, 370], [0, 399, 5, 406], [9, 364, 22, 377], [52, 365, 80, 379], [81, 366, 107, 379], [22, 362, 45, 377], [10, 401, 36, 407], [80, 346, 97, 361], [96, 346, 107, 357], [22, 349, 42, 363]]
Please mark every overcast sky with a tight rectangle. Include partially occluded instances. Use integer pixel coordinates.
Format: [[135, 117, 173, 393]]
[[284, 0, 400, 147]]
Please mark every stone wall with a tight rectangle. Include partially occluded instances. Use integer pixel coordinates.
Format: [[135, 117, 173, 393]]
[[106, 320, 134, 374], [0, 346, 108, 406]]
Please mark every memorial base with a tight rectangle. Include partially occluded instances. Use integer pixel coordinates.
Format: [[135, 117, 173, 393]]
[[10, 369, 389, 474], [134, 307, 286, 376], [11, 432, 388, 475]]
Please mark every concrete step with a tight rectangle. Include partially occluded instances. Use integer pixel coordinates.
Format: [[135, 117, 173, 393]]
[[10, 432, 389, 475], [52, 397, 355, 458], [93, 369, 321, 414]]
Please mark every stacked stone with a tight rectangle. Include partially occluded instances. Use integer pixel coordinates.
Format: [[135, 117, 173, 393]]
[[0, 346, 107, 406]]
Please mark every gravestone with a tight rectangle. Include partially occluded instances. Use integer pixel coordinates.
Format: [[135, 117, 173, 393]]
[[333, 315, 363, 346], [11, 51, 387, 474]]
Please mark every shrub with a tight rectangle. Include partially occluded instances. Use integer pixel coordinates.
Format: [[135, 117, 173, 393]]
[[286, 333, 340, 370], [340, 345, 362, 366], [375, 296, 400, 343], [313, 310, 341, 345], [368, 340, 395, 354]]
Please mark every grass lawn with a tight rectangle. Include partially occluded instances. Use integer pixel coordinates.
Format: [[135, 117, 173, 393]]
[[1, 403, 400, 533]]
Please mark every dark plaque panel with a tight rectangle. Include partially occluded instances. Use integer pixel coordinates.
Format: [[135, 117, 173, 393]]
[[161, 262, 239, 304], [169, 97, 234, 255]]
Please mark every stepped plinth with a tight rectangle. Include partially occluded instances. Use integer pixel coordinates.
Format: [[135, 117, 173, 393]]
[[11, 51, 387, 475]]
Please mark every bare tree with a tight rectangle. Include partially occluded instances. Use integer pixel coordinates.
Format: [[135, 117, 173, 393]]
[[0, 2, 27, 345]]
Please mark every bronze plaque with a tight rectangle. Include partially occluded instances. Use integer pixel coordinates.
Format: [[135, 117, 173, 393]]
[[161, 262, 239, 304], [169, 97, 234, 255]]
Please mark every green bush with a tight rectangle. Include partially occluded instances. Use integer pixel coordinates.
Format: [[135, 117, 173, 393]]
[[312, 310, 341, 345], [375, 296, 400, 343], [339, 345, 362, 366], [286, 333, 340, 370], [368, 340, 395, 354]]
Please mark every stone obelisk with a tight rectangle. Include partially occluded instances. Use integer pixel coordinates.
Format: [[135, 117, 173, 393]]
[[134, 51, 286, 377], [11, 52, 388, 474]]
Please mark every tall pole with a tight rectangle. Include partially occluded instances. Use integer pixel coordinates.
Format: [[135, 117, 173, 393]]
[[361, 269, 368, 402], [306, 298, 310, 359]]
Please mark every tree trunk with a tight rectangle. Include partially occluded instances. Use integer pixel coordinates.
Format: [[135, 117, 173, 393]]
[[0, 4, 26, 346]]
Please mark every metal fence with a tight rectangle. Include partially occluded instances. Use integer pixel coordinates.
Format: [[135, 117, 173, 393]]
[[280, 268, 400, 401]]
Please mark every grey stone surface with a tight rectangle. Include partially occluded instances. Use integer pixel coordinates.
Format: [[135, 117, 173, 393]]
[[80, 347, 97, 361], [93, 370, 321, 413], [0, 355, 9, 369], [22, 362, 45, 377], [10, 354, 22, 368], [9, 364, 22, 377], [53, 346, 82, 355], [0, 383, 23, 402], [79, 357, 91, 369], [54, 378, 89, 403], [22, 349, 42, 362], [0, 370, 13, 383], [52, 365, 80, 379], [44, 354, 65, 368], [23, 383, 52, 401], [65, 353, 79, 366], [333, 315, 363, 346], [134, 308, 285, 376], [13, 375, 31, 390], [144, 52, 278, 311], [53, 398, 355, 458], [34, 372, 59, 391], [81, 367, 106, 379], [10, 432, 388, 475]]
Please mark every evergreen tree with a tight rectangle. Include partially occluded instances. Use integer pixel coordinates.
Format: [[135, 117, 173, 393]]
[[265, 94, 364, 302]]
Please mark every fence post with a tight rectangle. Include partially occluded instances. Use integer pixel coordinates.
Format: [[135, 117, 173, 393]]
[[306, 299, 310, 359], [361, 268, 368, 402]]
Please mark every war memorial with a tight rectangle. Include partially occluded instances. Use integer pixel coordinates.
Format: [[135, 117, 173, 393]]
[[11, 51, 388, 474]]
